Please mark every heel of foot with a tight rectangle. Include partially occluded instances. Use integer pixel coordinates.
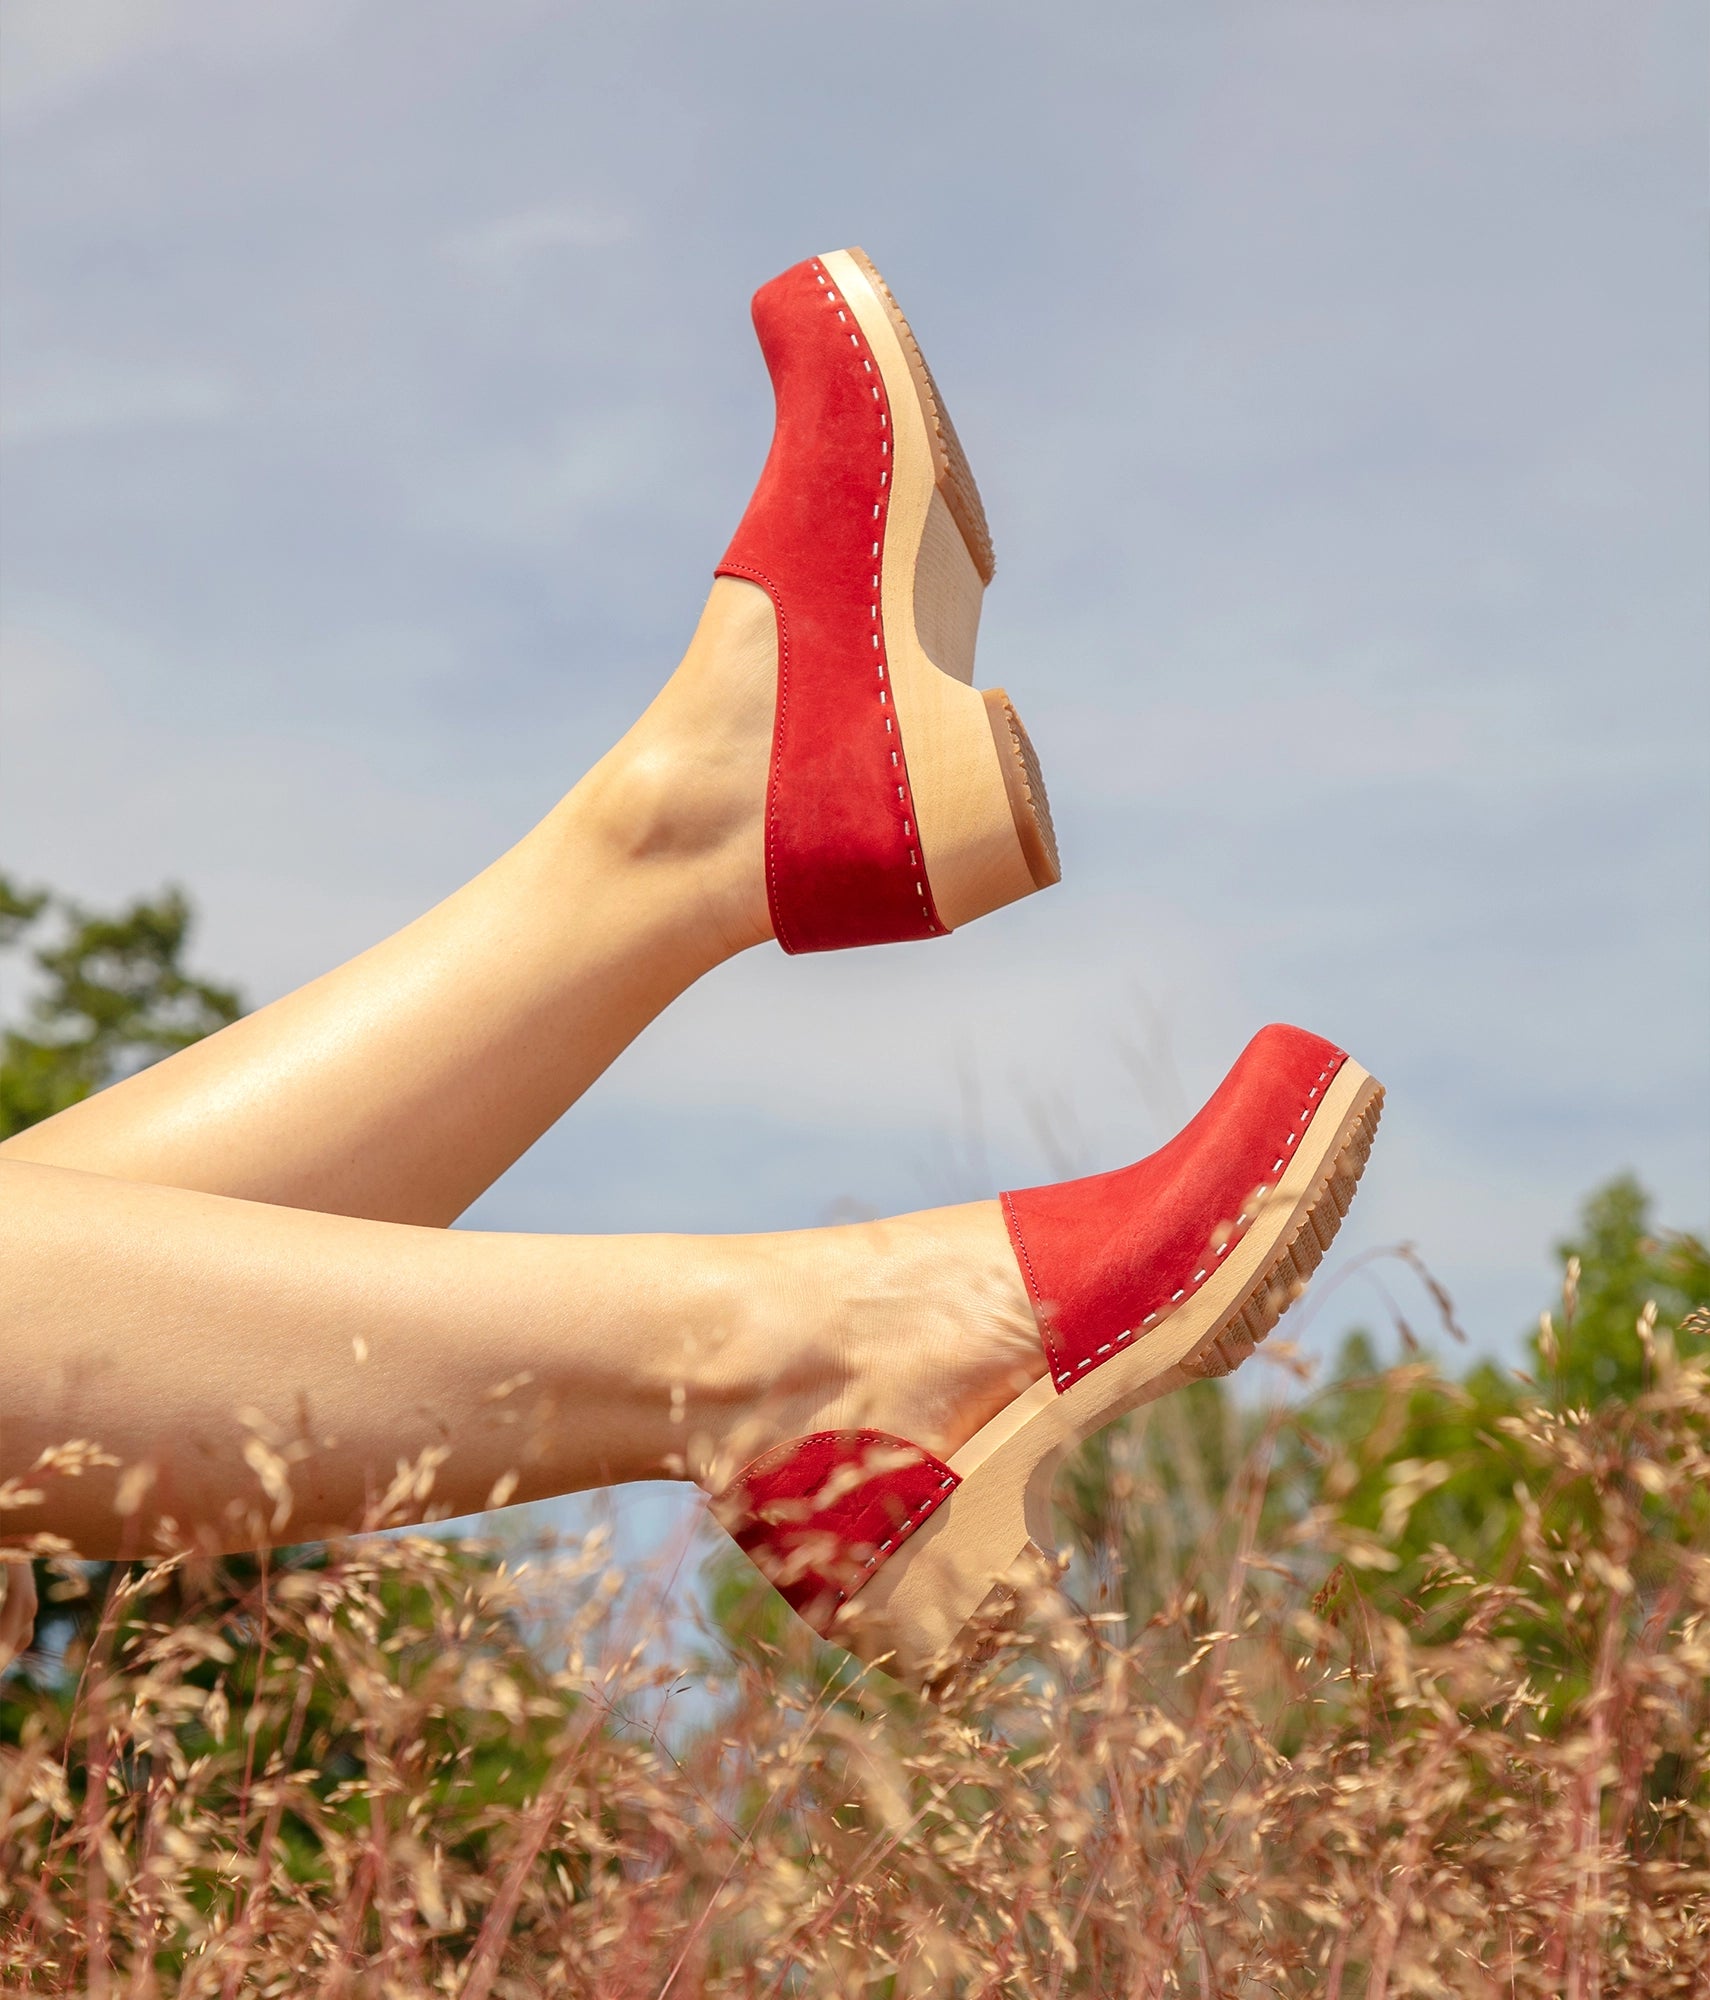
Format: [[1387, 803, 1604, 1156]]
[[983, 689, 1061, 891]]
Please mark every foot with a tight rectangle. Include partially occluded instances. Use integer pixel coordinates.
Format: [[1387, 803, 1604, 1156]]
[[692, 1200, 1050, 1496], [587, 248, 1061, 972], [708, 1027, 1386, 1678], [717, 248, 1058, 951]]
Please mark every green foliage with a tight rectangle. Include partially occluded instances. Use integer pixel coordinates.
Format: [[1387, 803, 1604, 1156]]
[[1296, 1180, 1709, 1633], [1541, 1172, 1710, 1406], [0, 871, 243, 1140], [0, 878, 49, 949]]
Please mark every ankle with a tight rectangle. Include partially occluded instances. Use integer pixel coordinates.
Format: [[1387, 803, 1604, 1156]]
[[683, 1205, 1045, 1493], [652, 1237, 860, 1492], [566, 581, 778, 959], [838, 1205, 1047, 1458]]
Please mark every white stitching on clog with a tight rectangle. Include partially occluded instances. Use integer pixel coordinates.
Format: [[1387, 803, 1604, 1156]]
[[851, 1473, 958, 1589], [807, 259, 939, 938]]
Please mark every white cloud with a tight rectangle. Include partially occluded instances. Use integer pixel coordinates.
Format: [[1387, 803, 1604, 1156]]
[[0, 364, 237, 444], [0, 622, 516, 1004], [0, 0, 196, 117], [445, 203, 633, 266], [0, 0, 356, 123]]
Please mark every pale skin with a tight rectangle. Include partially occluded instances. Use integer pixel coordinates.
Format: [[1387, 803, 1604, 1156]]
[[0, 578, 1046, 1652]]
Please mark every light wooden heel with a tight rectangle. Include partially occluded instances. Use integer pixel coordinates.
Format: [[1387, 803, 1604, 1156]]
[[819, 247, 1060, 935], [836, 1428, 1058, 1685]]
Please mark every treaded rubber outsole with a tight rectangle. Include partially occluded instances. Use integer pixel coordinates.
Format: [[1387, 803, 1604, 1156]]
[[1177, 1079, 1383, 1381], [846, 246, 996, 585], [984, 690, 1062, 891]]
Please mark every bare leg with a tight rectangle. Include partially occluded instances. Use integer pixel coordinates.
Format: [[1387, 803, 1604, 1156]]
[[0, 581, 779, 1226], [0, 1158, 1042, 1560], [0, 576, 1051, 1592]]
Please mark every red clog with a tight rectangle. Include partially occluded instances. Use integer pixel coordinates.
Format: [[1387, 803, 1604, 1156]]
[[717, 249, 1058, 954], [712, 1024, 1384, 1684]]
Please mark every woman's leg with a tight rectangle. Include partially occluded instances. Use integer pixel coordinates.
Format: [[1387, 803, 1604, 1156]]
[[2, 247, 1061, 1231], [0, 1157, 1043, 1560], [0, 581, 778, 1227]]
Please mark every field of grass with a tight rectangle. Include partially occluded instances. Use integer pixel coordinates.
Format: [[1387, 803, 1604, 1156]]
[[4, 1180, 1707, 1997]]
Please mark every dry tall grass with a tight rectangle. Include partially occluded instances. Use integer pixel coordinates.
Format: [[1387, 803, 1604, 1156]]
[[4, 1295, 1707, 1996]]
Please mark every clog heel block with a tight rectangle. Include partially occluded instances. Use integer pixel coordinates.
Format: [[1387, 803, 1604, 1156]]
[[718, 248, 1058, 954], [712, 1024, 1385, 1687]]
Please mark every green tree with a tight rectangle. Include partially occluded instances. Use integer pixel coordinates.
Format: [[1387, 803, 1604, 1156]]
[[1296, 1179, 1710, 1621], [0, 872, 243, 1139], [1544, 1173, 1710, 1406]]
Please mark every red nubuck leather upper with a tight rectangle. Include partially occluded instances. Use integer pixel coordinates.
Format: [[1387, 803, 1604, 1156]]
[[713, 1025, 1349, 1635], [716, 257, 945, 955]]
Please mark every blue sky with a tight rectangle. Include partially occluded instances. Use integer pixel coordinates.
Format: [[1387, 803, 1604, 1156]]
[[3, 0, 1705, 1415]]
